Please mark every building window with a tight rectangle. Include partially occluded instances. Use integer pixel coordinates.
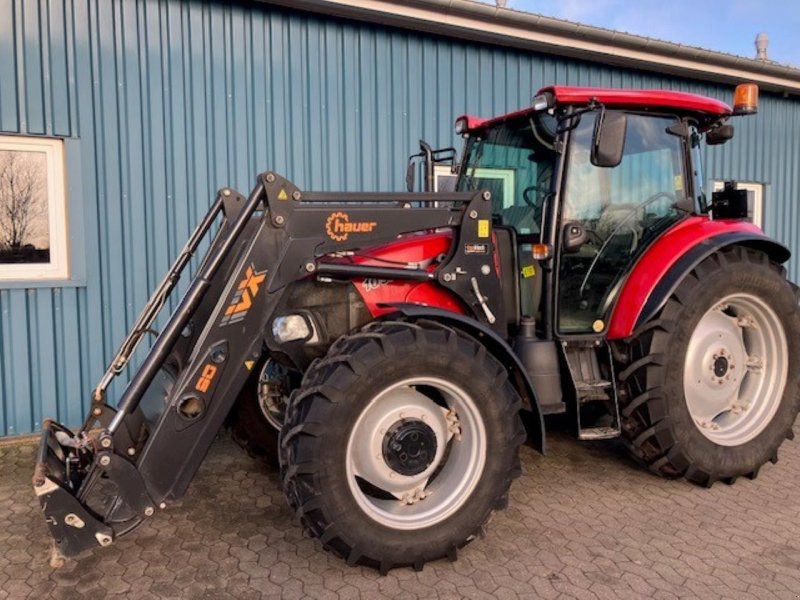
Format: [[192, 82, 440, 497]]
[[434, 165, 515, 208], [712, 180, 765, 228], [0, 136, 68, 281]]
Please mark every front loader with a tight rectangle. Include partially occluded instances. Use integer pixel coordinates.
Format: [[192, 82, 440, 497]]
[[35, 83, 800, 572]]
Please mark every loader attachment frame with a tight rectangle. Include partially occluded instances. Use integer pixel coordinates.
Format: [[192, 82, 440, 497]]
[[34, 172, 504, 560]]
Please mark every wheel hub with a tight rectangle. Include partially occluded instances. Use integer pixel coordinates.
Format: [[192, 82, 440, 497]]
[[382, 419, 437, 476], [713, 354, 729, 378]]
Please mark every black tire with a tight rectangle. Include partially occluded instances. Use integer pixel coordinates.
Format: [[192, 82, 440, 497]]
[[279, 320, 525, 573], [619, 246, 800, 486], [229, 366, 280, 469]]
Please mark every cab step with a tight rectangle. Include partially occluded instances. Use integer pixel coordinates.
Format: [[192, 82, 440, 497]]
[[562, 341, 621, 440]]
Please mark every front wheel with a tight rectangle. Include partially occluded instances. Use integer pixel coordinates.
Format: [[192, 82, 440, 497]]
[[280, 320, 525, 572], [619, 247, 800, 485]]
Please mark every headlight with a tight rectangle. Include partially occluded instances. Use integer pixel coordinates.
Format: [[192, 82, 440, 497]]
[[272, 314, 316, 343]]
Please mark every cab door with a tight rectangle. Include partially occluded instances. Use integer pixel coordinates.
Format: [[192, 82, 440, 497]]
[[556, 111, 690, 334]]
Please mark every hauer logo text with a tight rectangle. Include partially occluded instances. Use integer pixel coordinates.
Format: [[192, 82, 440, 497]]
[[325, 212, 377, 242]]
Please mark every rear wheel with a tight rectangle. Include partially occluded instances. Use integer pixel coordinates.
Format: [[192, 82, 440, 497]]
[[280, 320, 525, 572], [619, 247, 800, 485]]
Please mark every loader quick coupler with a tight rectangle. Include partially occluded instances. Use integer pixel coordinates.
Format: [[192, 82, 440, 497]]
[[34, 408, 157, 561]]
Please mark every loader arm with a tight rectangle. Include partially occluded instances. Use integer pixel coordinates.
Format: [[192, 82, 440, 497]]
[[34, 172, 504, 561]]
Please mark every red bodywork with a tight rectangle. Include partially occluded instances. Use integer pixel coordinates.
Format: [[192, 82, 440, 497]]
[[606, 216, 764, 340], [341, 217, 766, 341], [340, 231, 466, 317], [457, 86, 732, 133]]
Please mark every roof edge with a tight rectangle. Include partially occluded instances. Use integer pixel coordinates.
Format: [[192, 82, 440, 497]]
[[260, 0, 800, 94]]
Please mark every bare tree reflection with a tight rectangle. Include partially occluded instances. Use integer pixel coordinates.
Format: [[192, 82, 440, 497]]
[[0, 151, 49, 263]]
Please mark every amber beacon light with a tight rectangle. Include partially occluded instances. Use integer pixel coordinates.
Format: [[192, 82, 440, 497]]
[[733, 83, 759, 115]]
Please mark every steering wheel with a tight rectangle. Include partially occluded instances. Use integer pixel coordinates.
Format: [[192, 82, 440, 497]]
[[578, 191, 677, 296]]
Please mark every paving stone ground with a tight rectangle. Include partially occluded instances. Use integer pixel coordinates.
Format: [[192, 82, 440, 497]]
[[2, 420, 800, 599]]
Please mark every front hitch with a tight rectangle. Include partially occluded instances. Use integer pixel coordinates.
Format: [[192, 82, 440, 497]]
[[33, 420, 115, 564]]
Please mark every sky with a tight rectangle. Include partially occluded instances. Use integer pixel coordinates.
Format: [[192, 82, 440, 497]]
[[480, 0, 800, 67]]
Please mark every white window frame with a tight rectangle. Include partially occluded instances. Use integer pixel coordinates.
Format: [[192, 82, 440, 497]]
[[711, 180, 764, 228], [0, 135, 69, 281], [433, 165, 515, 208]]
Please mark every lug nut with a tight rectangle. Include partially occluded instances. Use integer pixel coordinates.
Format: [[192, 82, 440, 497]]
[[144, 507, 155, 517], [469, 210, 478, 219], [266, 173, 275, 183], [275, 215, 285, 225], [292, 190, 301, 200], [127, 447, 136, 456], [305, 262, 316, 273], [222, 188, 231, 197], [159, 502, 166, 510], [99, 455, 111, 466], [100, 437, 112, 448]]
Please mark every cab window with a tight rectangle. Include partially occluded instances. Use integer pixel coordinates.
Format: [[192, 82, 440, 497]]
[[558, 112, 688, 333]]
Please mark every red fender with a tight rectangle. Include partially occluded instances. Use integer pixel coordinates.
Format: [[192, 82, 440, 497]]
[[607, 216, 769, 340]]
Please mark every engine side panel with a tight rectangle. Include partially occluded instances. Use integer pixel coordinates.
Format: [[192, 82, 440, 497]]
[[346, 231, 469, 317]]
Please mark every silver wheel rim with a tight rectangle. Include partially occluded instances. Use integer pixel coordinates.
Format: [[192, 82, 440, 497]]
[[257, 359, 288, 430], [684, 293, 788, 446], [345, 377, 486, 530]]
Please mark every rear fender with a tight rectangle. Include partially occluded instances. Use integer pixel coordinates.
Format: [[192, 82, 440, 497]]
[[390, 304, 546, 454], [608, 217, 790, 340]]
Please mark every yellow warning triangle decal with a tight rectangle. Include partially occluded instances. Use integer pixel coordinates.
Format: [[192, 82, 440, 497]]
[[244, 360, 255, 371], [277, 188, 288, 200]]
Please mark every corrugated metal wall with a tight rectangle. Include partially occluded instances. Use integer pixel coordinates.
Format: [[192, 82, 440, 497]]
[[0, 0, 798, 436]]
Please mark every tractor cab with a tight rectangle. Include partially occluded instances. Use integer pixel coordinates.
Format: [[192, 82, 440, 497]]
[[450, 85, 748, 338]]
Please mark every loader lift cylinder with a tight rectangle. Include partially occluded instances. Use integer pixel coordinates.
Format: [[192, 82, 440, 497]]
[[108, 182, 265, 434], [93, 194, 225, 402]]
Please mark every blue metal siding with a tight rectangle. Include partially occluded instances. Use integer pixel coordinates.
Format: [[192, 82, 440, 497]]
[[0, 0, 799, 436]]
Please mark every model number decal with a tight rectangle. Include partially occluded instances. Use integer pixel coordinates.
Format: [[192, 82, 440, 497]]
[[362, 278, 391, 292], [220, 263, 267, 326], [465, 243, 489, 255], [195, 364, 218, 393]]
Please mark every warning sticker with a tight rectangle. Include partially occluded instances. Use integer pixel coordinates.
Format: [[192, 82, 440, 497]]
[[521, 264, 536, 278], [673, 176, 684, 192], [278, 188, 289, 200], [477, 219, 490, 238]]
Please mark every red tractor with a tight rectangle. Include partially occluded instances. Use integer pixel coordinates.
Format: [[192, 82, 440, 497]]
[[35, 83, 800, 573]]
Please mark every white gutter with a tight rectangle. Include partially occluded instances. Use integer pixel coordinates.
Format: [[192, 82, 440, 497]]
[[262, 0, 800, 95]]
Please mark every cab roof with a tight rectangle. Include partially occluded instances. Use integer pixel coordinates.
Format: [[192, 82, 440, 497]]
[[457, 85, 732, 132]]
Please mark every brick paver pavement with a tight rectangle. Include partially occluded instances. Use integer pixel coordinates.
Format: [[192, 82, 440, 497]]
[[2, 424, 800, 599]]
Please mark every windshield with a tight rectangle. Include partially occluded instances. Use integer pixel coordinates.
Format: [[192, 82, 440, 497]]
[[456, 113, 558, 234]]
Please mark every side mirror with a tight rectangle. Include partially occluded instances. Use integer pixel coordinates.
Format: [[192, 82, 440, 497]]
[[562, 222, 588, 253], [591, 110, 627, 168], [406, 160, 416, 192], [706, 124, 734, 146]]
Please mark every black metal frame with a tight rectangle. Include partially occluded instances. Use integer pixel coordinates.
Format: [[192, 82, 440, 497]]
[[34, 172, 507, 559]]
